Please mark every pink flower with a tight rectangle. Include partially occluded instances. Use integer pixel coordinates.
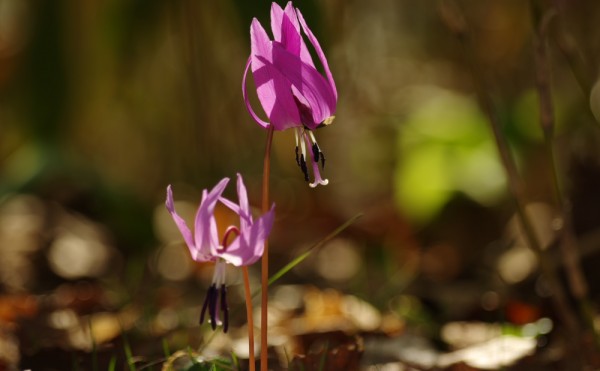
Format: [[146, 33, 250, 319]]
[[243, 1, 337, 187], [166, 174, 275, 332]]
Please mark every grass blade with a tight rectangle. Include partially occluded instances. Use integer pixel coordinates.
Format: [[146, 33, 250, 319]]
[[162, 338, 171, 360], [268, 213, 362, 287], [108, 355, 117, 371], [317, 342, 329, 371], [122, 332, 136, 371]]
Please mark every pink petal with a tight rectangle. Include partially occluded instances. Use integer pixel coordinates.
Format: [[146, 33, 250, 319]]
[[269, 2, 285, 41], [235, 173, 251, 230], [296, 8, 337, 101], [165, 185, 196, 257], [250, 18, 302, 130], [218, 204, 275, 267], [194, 177, 229, 261], [274, 2, 315, 68], [218, 173, 252, 230], [270, 43, 336, 127], [242, 57, 270, 128]]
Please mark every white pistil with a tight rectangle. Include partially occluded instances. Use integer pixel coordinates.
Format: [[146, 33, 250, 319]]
[[213, 261, 227, 287], [303, 132, 329, 188]]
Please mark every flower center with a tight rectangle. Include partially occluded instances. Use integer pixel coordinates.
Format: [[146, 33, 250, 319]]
[[200, 261, 229, 332], [294, 127, 329, 188]]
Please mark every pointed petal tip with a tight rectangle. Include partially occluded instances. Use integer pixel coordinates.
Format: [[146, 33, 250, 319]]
[[165, 185, 175, 212], [250, 17, 267, 38], [295, 7, 338, 101], [271, 2, 284, 13]]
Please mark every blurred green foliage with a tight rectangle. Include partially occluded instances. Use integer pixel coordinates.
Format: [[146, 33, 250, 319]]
[[394, 88, 505, 222]]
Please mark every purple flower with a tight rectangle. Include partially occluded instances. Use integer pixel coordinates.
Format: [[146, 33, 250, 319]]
[[165, 174, 275, 332], [243, 1, 337, 187]]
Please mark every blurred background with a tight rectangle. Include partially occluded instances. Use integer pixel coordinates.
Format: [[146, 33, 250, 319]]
[[1, 0, 600, 369]]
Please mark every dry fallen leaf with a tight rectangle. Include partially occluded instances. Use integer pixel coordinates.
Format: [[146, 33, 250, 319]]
[[289, 335, 363, 371]]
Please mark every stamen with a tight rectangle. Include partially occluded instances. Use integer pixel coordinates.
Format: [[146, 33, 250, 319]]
[[304, 132, 328, 188], [299, 132, 309, 181], [308, 131, 325, 169], [294, 129, 300, 166], [300, 154, 309, 182], [294, 129, 328, 185], [300, 130, 307, 161], [202, 284, 219, 330], [200, 284, 212, 325], [199, 262, 230, 332], [220, 285, 229, 333], [312, 143, 320, 163]]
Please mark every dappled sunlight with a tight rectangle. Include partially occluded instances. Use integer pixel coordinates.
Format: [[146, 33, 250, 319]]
[[1, 0, 600, 369]]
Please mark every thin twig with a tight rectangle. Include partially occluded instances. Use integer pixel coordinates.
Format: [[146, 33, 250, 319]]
[[531, 1, 600, 350], [438, 0, 580, 343]]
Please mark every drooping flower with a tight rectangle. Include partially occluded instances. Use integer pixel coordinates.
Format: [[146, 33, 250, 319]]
[[165, 174, 275, 332], [242, 1, 337, 187]]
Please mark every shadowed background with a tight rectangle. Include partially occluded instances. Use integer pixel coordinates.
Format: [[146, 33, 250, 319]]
[[1, 0, 600, 369]]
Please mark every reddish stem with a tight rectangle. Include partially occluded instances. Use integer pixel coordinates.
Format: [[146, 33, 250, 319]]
[[260, 125, 275, 371], [242, 266, 256, 371]]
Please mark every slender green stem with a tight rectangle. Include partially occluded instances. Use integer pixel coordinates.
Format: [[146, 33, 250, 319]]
[[260, 125, 275, 371], [242, 266, 256, 371], [268, 213, 362, 286], [534, 0, 589, 302]]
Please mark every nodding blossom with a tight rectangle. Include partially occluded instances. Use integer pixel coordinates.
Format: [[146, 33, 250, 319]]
[[166, 174, 275, 332], [243, 1, 337, 187]]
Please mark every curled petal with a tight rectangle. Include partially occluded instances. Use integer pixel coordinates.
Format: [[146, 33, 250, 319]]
[[165, 185, 196, 256], [235, 173, 251, 230], [194, 178, 229, 260], [218, 204, 275, 267], [243, 57, 270, 128], [218, 173, 253, 229], [296, 7, 337, 101]]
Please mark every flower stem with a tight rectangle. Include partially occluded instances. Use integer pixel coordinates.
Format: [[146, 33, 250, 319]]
[[260, 125, 275, 371], [242, 266, 255, 371]]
